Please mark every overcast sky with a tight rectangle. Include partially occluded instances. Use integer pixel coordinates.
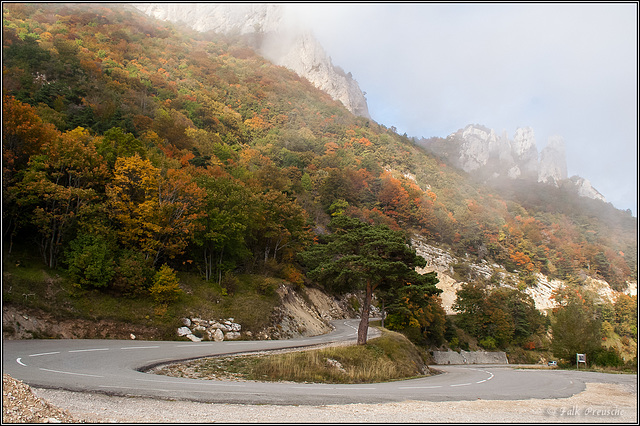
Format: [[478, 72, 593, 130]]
[[286, 3, 638, 216]]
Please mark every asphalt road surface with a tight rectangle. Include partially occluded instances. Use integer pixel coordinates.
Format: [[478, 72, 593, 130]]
[[3, 319, 636, 405]]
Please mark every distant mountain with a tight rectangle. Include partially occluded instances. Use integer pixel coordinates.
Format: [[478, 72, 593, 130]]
[[417, 124, 606, 202], [132, 3, 370, 118]]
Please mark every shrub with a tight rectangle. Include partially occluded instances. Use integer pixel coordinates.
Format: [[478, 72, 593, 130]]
[[65, 234, 115, 289], [111, 250, 154, 296], [593, 347, 624, 368], [449, 336, 459, 349], [479, 336, 497, 350], [256, 278, 277, 296], [150, 264, 182, 305]]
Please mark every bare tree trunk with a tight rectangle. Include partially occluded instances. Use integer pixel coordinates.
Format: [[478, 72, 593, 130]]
[[217, 246, 224, 286], [357, 281, 373, 345], [203, 248, 211, 281]]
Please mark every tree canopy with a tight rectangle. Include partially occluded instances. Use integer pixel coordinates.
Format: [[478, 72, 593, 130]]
[[299, 215, 441, 344]]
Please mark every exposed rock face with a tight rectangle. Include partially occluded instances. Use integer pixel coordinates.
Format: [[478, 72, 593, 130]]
[[442, 124, 545, 182], [569, 176, 606, 202], [412, 238, 636, 315], [511, 127, 539, 180], [422, 124, 605, 202], [269, 31, 370, 118], [259, 285, 356, 340], [132, 3, 370, 118], [538, 135, 568, 185], [456, 125, 503, 173]]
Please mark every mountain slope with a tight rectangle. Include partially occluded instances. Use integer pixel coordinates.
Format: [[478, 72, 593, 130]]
[[133, 3, 370, 118], [2, 2, 635, 308]]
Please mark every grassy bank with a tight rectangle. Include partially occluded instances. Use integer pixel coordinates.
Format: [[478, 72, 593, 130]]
[[2, 248, 281, 339], [155, 328, 432, 384]]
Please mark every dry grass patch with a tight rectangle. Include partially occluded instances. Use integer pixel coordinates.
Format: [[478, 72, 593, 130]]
[[155, 328, 433, 384]]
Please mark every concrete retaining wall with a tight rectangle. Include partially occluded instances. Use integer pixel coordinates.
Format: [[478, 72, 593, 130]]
[[431, 350, 508, 365]]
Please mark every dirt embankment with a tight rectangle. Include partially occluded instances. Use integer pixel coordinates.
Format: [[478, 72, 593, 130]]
[[3, 284, 356, 342]]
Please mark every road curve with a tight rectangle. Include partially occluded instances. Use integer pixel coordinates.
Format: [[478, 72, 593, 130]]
[[3, 319, 636, 405]]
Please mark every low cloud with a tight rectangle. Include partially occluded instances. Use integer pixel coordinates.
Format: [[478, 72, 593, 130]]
[[287, 3, 638, 214]]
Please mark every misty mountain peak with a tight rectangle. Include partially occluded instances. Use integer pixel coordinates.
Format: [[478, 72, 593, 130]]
[[538, 135, 568, 185], [133, 3, 370, 118], [135, 3, 284, 35], [421, 124, 605, 203]]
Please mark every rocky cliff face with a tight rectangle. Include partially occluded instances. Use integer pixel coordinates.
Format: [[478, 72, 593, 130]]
[[132, 3, 370, 118], [538, 135, 568, 185], [569, 176, 607, 202], [412, 238, 636, 315], [422, 124, 604, 202]]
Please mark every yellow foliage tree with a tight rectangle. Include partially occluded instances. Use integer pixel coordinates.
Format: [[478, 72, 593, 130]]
[[107, 155, 205, 265]]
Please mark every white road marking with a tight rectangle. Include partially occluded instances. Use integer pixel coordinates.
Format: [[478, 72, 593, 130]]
[[450, 382, 471, 387], [16, 358, 26, 366], [398, 385, 443, 389], [290, 385, 378, 390], [29, 351, 61, 357], [120, 346, 160, 350], [174, 344, 217, 348], [135, 377, 245, 387], [39, 368, 103, 378], [68, 348, 109, 353]]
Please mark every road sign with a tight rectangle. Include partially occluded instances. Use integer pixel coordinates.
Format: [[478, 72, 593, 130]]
[[576, 353, 586, 369]]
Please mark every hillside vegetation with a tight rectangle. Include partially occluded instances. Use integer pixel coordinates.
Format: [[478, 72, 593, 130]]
[[2, 3, 637, 365]]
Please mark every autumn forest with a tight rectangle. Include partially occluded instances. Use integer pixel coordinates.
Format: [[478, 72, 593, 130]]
[[2, 4, 637, 360]]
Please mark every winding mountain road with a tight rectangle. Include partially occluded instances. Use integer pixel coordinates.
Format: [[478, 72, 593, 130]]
[[3, 319, 636, 405]]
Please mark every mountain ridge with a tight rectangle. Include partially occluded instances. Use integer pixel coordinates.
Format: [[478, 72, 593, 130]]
[[418, 123, 606, 203], [133, 3, 370, 118], [136, 3, 612, 207]]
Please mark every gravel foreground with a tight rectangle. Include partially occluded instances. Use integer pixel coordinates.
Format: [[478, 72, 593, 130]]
[[3, 374, 637, 423]]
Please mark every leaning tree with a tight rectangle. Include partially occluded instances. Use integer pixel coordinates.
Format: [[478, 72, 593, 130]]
[[299, 215, 441, 344]]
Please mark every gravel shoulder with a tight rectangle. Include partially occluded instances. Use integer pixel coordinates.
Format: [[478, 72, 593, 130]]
[[4, 374, 636, 423]]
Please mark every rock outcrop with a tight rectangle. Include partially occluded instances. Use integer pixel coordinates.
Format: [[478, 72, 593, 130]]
[[132, 3, 370, 118], [411, 238, 637, 316], [511, 127, 539, 180], [569, 176, 606, 202], [259, 285, 356, 340], [538, 135, 568, 185], [421, 124, 606, 202]]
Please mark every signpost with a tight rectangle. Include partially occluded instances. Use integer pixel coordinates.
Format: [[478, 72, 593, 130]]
[[576, 353, 586, 369]]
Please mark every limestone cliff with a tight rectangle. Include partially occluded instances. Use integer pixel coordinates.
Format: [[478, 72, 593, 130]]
[[421, 124, 605, 203], [538, 135, 568, 185], [132, 3, 370, 118], [412, 237, 636, 316]]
